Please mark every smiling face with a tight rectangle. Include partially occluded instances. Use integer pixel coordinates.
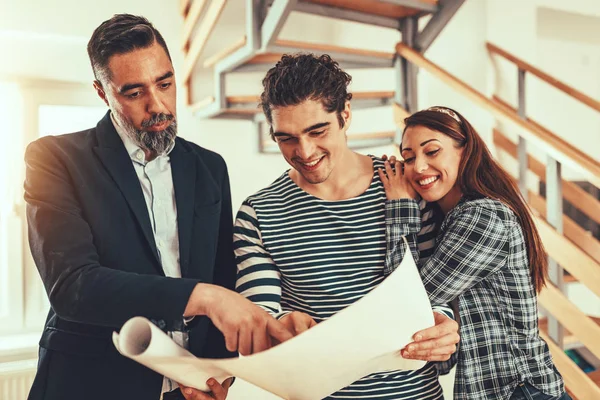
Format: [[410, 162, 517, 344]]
[[93, 41, 177, 156], [401, 125, 464, 210], [271, 99, 351, 185]]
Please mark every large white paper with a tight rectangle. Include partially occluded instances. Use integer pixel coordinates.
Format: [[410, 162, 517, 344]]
[[113, 239, 434, 400]]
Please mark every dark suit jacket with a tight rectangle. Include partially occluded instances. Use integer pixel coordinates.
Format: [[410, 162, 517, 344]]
[[24, 111, 236, 400]]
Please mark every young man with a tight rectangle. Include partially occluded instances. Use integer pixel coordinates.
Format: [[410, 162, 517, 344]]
[[233, 54, 459, 399], [24, 14, 290, 400]]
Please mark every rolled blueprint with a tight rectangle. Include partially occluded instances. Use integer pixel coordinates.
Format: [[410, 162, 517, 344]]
[[113, 238, 435, 399]]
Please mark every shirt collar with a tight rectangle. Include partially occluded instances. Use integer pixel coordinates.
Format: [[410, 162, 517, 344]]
[[110, 112, 175, 163]]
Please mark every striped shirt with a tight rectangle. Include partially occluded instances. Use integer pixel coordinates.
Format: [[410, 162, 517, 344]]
[[234, 156, 450, 399]]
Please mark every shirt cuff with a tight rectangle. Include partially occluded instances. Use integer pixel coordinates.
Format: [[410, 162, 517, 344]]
[[385, 198, 421, 236], [275, 310, 292, 320], [432, 305, 454, 320]]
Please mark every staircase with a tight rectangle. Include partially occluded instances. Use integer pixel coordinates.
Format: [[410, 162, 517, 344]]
[[179, 0, 464, 150], [179, 1, 600, 398]]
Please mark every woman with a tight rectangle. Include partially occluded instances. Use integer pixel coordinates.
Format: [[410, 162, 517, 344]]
[[378, 106, 569, 400]]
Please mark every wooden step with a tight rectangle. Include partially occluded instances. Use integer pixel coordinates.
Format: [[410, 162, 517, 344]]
[[260, 131, 395, 153], [202, 37, 395, 72], [589, 370, 600, 386], [539, 316, 600, 347], [301, 0, 438, 19], [227, 91, 394, 107], [191, 92, 395, 119]]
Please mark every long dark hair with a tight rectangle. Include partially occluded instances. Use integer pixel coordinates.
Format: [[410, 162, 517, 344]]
[[403, 107, 548, 292]]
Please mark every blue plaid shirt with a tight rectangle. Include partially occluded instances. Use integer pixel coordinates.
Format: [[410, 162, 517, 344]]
[[385, 197, 564, 400]]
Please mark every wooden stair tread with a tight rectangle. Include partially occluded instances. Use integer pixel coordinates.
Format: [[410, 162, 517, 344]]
[[203, 38, 395, 69], [538, 317, 578, 346], [227, 91, 394, 105], [588, 370, 600, 386], [246, 40, 396, 65], [262, 131, 395, 152], [539, 316, 600, 346], [302, 0, 437, 19]]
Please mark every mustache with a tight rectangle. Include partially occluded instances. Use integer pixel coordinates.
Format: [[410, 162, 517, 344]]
[[141, 113, 174, 128]]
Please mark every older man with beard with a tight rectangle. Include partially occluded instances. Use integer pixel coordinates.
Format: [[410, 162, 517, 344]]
[[23, 14, 291, 400]]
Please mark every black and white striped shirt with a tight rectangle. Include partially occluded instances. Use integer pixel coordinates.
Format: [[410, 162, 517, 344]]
[[234, 156, 449, 399]]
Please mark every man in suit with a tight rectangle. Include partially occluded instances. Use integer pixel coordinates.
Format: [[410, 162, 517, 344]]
[[24, 14, 291, 400]]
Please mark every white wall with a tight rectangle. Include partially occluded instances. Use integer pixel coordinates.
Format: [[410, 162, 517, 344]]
[[486, 0, 600, 180]]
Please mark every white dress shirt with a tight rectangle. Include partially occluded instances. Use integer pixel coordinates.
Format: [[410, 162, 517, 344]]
[[111, 114, 187, 394]]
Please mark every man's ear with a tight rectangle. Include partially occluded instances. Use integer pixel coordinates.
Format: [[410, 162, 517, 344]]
[[93, 80, 109, 107], [341, 100, 352, 131]]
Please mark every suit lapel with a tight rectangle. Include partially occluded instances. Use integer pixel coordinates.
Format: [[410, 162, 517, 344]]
[[93, 112, 162, 272], [170, 141, 196, 277]]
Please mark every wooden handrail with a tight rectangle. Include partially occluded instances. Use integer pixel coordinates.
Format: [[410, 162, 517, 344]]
[[539, 330, 600, 400], [486, 42, 600, 113], [528, 189, 600, 266], [182, 0, 208, 51], [492, 128, 600, 226], [395, 43, 600, 188], [535, 216, 600, 299], [538, 317, 578, 346], [493, 94, 600, 191], [204, 36, 247, 68], [538, 284, 600, 359], [490, 133, 600, 266], [500, 168, 600, 267], [182, 0, 227, 83]]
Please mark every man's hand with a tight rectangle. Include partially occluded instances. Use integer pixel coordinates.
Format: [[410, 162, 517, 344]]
[[401, 312, 459, 361], [184, 284, 293, 355], [279, 311, 317, 336], [179, 377, 233, 400]]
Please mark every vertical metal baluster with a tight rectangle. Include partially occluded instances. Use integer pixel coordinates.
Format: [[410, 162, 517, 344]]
[[546, 157, 565, 348], [517, 68, 528, 201]]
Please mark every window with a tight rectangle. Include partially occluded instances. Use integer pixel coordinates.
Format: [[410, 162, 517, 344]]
[[0, 80, 107, 339], [38, 105, 107, 138], [0, 82, 25, 336]]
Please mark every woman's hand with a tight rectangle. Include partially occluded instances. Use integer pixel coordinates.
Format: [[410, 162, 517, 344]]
[[279, 311, 317, 336], [179, 377, 233, 400], [400, 312, 460, 361], [378, 155, 417, 200]]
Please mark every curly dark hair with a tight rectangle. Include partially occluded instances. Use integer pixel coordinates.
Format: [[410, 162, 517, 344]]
[[87, 14, 172, 83], [260, 53, 353, 138]]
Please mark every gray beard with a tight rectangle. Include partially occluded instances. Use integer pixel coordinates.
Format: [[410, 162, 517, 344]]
[[113, 110, 177, 155]]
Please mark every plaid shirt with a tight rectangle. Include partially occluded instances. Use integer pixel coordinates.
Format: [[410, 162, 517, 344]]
[[385, 197, 564, 400]]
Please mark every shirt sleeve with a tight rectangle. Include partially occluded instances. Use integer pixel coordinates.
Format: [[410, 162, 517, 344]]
[[384, 198, 421, 276], [384, 198, 454, 319], [420, 205, 511, 305], [234, 201, 289, 319]]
